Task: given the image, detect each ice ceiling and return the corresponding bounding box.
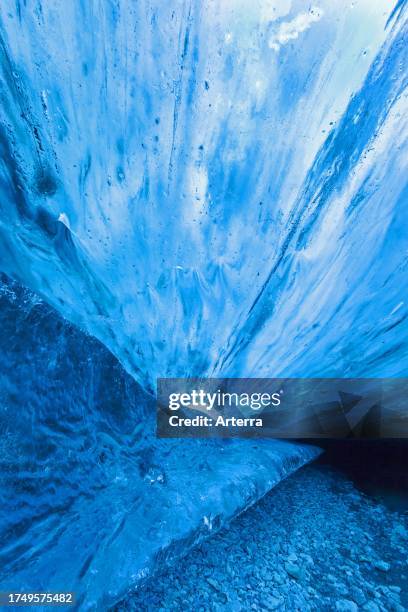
[0,0,407,391]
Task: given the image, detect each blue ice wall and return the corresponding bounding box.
[0,277,320,608]
[0,1,407,392]
[0,1,406,609]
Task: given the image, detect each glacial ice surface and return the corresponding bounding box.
[0,1,406,390]
[0,278,320,608]
[0,1,407,609]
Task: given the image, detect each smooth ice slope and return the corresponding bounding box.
[0,1,406,391]
[0,278,320,609]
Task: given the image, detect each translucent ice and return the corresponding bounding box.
[0,1,406,392]
[0,278,320,608]
[0,2,407,607]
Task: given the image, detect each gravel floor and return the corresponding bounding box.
[116,465,407,611]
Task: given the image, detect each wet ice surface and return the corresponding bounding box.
[0,1,407,608]
[117,465,408,612]
[0,277,320,609]
[0,2,407,389]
